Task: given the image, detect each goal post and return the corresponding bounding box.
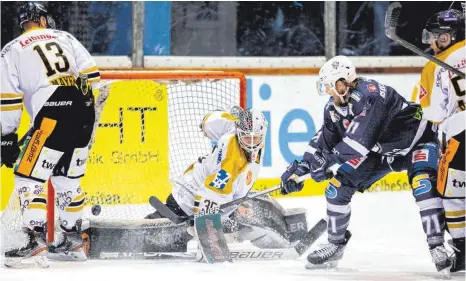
[1,70,247,250]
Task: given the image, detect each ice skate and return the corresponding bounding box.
[430,244,454,278]
[47,220,88,261]
[448,239,465,273]
[305,230,352,270]
[4,227,49,269]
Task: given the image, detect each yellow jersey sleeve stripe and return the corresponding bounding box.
[446,210,466,217]
[79,66,99,75]
[1,93,24,99]
[88,77,101,82]
[447,222,466,229]
[220,113,238,121]
[1,104,23,111]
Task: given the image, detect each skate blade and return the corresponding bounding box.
[4,256,49,269]
[440,268,452,280]
[47,251,88,261]
[305,261,338,270]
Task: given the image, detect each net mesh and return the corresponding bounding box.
[1,71,245,252]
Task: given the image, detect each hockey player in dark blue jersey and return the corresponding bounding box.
[280,56,454,276]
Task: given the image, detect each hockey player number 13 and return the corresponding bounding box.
[33,42,70,77]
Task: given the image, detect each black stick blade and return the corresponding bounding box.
[294,218,327,256]
[148,196,187,224]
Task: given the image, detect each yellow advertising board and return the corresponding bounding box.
[1,81,171,209]
[0,80,412,211]
[251,172,411,198]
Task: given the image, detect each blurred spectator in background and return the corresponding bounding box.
[1,1,463,56]
[236,1,325,56]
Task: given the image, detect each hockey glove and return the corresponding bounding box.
[76,74,92,96]
[280,160,310,195]
[304,151,341,182]
[1,133,20,168]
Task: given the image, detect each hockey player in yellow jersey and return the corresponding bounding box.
[171,107,267,220]
[146,108,314,254]
[145,107,265,219]
[1,2,100,265]
[411,9,465,272]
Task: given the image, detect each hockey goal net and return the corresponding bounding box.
[1,71,246,251]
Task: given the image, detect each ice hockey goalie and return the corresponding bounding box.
[81,108,309,260]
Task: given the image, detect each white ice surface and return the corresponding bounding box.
[1,191,465,281]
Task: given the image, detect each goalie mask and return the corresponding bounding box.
[316,56,358,104]
[236,108,268,162]
[19,2,56,30]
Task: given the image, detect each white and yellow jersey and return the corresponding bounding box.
[1,27,100,135]
[173,111,263,217]
[411,40,465,140]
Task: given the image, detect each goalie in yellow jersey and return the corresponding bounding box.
[412,8,465,272]
[149,107,267,222]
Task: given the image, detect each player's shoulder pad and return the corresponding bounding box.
[1,38,20,58]
[324,98,335,111]
[419,40,464,83]
[216,132,245,162]
[352,78,388,101]
[421,60,436,79]
[65,32,76,41]
[201,110,236,142]
[53,30,76,41]
[323,98,336,119]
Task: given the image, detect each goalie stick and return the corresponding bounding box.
[194,215,326,263]
[149,174,310,224]
[385,2,465,79]
[149,174,326,259]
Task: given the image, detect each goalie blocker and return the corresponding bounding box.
[79,196,309,260]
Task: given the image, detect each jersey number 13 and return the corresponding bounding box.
[33,42,70,77]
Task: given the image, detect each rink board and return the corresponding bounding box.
[1,75,413,211]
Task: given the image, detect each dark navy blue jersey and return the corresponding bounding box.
[308,77,431,162]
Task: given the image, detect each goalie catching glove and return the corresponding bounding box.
[1,133,20,168]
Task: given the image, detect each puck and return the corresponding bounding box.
[91,204,101,216]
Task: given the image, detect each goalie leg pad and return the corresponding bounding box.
[195,213,232,264]
[233,197,307,248]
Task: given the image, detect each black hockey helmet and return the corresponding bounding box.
[18,2,56,29]
[422,9,465,45]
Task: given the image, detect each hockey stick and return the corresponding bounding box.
[99,246,321,261]
[148,196,187,224]
[18,127,33,146]
[149,174,311,224]
[293,218,327,255]
[385,2,465,79]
